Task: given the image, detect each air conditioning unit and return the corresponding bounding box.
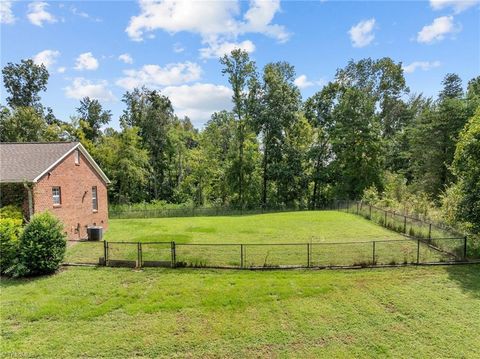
[87,226,103,241]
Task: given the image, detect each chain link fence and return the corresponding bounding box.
[65,237,471,269]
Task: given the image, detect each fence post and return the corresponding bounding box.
[171,242,176,268]
[428,223,432,239]
[416,239,420,264]
[137,242,142,268]
[103,240,108,266]
[403,216,407,234]
[369,205,372,219]
[307,243,311,268]
[463,236,468,260]
[356,202,359,215]
[384,211,387,227]
[240,244,244,269]
[372,241,376,265]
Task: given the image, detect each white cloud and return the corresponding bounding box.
[116,62,202,90]
[70,5,102,22]
[125,0,289,57]
[65,78,116,102]
[74,52,99,70]
[173,42,185,53]
[294,74,326,89]
[417,16,459,44]
[118,53,133,64]
[199,40,255,59]
[403,61,441,74]
[57,67,66,73]
[163,83,233,125]
[32,49,60,69]
[294,75,314,89]
[27,2,57,26]
[430,0,479,14]
[0,1,15,24]
[348,18,376,48]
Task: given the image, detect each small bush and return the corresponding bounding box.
[0,218,22,274]
[13,212,66,277]
[0,205,24,221]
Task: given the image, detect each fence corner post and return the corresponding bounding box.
[463,236,468,260]
[372,241,376,265]
[428,223,432,239]
[403,216,407,234]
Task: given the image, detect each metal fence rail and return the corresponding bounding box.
[65,237,471,269]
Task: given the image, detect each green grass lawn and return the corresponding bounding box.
[65,211,461,267]
[104,211,405,243]
[1,265,479,358]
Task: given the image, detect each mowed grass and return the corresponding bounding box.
[66,211,458,267]
[1,265,479,358]
[104,211,405,244]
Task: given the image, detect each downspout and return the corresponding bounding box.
[23,181,34,220]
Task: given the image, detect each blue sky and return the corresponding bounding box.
[1,0,479,128]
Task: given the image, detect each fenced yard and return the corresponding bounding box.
[65,207,476,269]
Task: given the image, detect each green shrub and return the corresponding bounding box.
[0,218,22,274]
[14,212,66,277]
[0,205,24,221]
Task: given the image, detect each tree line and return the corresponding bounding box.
[1,52,479,234]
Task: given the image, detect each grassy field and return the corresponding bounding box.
[105,210,405,243]
[1,265,479,358]
[65,211,461,267]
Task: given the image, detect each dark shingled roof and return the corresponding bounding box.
[0,142,79,183]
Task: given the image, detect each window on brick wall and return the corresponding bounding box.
[52,187,61,205]
[92,186,98,211]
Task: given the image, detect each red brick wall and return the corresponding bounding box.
[33,149,109,240]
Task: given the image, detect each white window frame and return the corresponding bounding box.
[74,149,80,165]
[92,186,98,211]
[52,187,61,205]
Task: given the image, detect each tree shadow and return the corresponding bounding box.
[0,267,71,288]
[446,264,480,298]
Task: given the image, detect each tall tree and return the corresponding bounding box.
[335,58,409,171]
[304,83,338,207]
[439,73,463,100]
[220,49,258,207]
[76,97,112,142]
[452,108,480,233]
[95,127,150,204]
[330,87,383,198]
[0,106,46,142]
[2,59,49,108]
[121,87,175,200]
[409,73,470,198]
[254,61,302,207]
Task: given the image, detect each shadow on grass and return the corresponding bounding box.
[446,264,480,298]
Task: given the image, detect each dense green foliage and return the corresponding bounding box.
[1,55,478,235]
[11,212,66,277]
[0,205,23,220]
[452,108,480,233]
[0,218,22,274]
[2,266,479,357]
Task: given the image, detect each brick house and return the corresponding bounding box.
[0,142,110,240]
